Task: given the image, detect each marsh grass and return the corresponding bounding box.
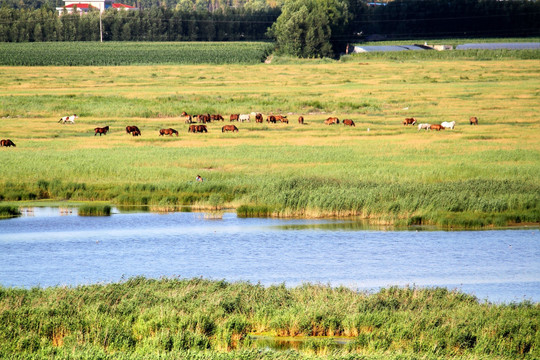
[77,204,112,216]
[0,60,538,227]
[0,278,537,359]
[0,204,21,218]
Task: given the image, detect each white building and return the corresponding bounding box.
[57,0,135,14]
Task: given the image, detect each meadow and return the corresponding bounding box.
[0,277,538,359]
[0,55,539,227]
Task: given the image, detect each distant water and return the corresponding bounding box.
[1,208,538,303]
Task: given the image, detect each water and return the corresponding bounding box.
[1,207,539,303]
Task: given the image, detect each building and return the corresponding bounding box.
[57,0,136,14]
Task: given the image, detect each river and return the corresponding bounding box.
[1,207,538,303]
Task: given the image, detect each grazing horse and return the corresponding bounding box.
[222,125,239,133]
[184,115,194,124]
[197,114,210,123]
[470,116,478,125]
[239,114,250,122]
[230,114,240,122]
[126,125,141,135]
[132,129,141,136]
[0,139,16,147]
[197,125,208,133]
[94,126,109,136]
[403,118,416,125]
[429,124,445,131]
[343,119,355,127]
[255,113,264,123]
[325,117,339,125]
[58,114,77,124]
[441,121,455,129]
[417,123,430,131]
[276,115,288,124]
[267,115,277,123]
[298,116,304,124]
[160,128,178,136]
[211,114,224,121]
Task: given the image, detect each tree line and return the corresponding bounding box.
[0,0,539,56]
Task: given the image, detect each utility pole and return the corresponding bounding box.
[99,9,103,42]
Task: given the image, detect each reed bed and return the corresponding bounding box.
[0,277,537,359]
[77,204,112,216]
[0,204,20,218]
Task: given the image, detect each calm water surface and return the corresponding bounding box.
[1,207,539,303]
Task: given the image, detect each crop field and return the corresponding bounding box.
[0,57,539,226]
[0,42,274,65]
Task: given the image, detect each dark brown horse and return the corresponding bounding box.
[230,114,240,122]
[197,125,208,133]
[0,139,16,147]
[324,117,339,125]
[429,124,445,131]
[343,119,355,127]
[267,115,276,123]
[298,116,304,124]
[403,118,417,125]
[94,126,109,136]
[470,116,479,125]
[211,114,224,121]
[276,115,288,124]
[160,128,178,136]
[132,129,141,136]
[198,114,210,123]
[126,125,140,135]
[255,113,264,123]
[222,125,239,132]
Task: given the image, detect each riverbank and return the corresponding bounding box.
[0,60,538,227]
[0,278,537,359]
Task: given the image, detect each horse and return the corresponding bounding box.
[0,139,16,147]
[132,129,141,136]
[211,114,224,121]
[58,114,77,124]
[441,121,455,129]
[417,123,430,131]
[239,114,250,122]
[276,115,288,124]
[126,125,140,135]
[188,125,197,133]
[255,113,264,123]
[196,125,208,133]
[184,115,194,124]
[267,115,276,123]
[160,128,178,136]
[343,119,355,127]
[222,125,239,133]
[429,124,444,131]
[325,117,339,125]
[298,116,304,124]
[470,116,478,125]
[181,111,188,116]
[94,126,109,136]
[403,118,416,125]
[230,114,240,122]
[198,114,210,123]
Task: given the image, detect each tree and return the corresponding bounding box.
[269,0,349,58]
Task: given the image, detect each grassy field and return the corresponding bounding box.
[0,277,538,359]
[0,58,539,226]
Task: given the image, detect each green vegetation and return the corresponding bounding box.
[0,42,275,66]
[78,204,112,216]
[0,204,20,218]
[0,277,537,359]
[342,49,540,61]
[0,58,538,227]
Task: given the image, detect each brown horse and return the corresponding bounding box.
[94,126,109,136]
[429,124,445,131]
[470,116,479,125]
[276,115,288,124]
[298,116,304,124]
[211,114,224,121]
[222,125,239,132]
[197,114,210,123]
[403,118,416,125]
[267,115,277,123]
[126,125,140,135]
[230,114,239,122]
[197,125,208,133]
[343,119,355,127]
[325,117,339,125]
[255,113,264,123]
[132,129,141,136]
[181,111,188,116]
[160,128,178,136]
[0,139,16,147]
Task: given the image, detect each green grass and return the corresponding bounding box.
[0,42,275,66]
[0,204,20,218]
[0,278,537,359]
[0,57,538,227]
[77,204,112,216]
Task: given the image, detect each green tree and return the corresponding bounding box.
[269,0,349,58]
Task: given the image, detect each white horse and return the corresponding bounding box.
[417,123,430,130]
[239,114,250,122]
[58,114,78,124]
[441,121,455,129]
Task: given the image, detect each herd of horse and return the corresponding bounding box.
[1,114,480,149]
